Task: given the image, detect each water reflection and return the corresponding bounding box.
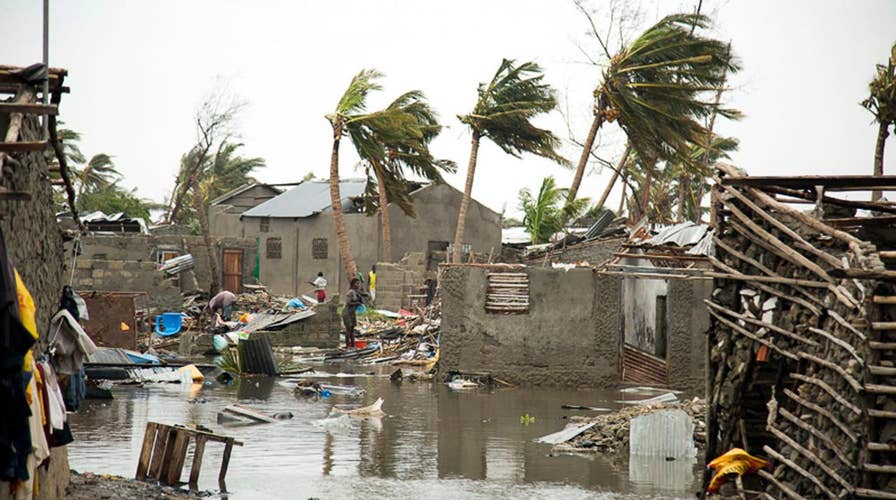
[68,364,700,498]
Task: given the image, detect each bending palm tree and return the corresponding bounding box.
[452,59,568,262]
[362,91,455,261]
[75,153,120,198]
[567,13,739,215]
[862,42,896,201]
[327,70,428,277]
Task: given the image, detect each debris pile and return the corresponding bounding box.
[554,397,706,455]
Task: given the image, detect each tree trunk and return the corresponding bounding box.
[639,157,656,220]
[595,143,632,210]
[192,179,219,294]
[374,165,392,262]
[677,176,688,222]
[568,112,605,203]
[329,130,357,280]
[452,131,481,263]
[872,121,889,201]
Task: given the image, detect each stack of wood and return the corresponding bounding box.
[705,163,896,498]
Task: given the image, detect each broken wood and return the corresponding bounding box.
[136,422,242,491]
[797,352,863,393]
[777,407,853,470]
[704,299,820,347]
[706,307,798,361]
[762,445,836,500]
[0,102,57,115]
[767,425,853,493]
[782,388,858,442]
[757,469,807,500]
[790,372,862,415]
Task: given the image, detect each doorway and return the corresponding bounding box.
[222,248,244,293]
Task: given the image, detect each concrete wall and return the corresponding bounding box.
[67,233,257,310]
[622,273,668,353]
[374,254,426,312]
[666,278,711,394]
[0,115,70,498]
[525,236,623,267]
[387,183,502,262]
[441,266,621,388]
[209,184,280,239]
[243,182,502,298]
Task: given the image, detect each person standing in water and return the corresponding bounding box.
[309,271,327,303]
[342,278,364,348]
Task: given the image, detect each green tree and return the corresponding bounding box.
[567,13,740,218]
[360,91,455,261]
[862,42,896,201]
[452,59,568,262]
[77,183,159,221]
[519,176,588,244]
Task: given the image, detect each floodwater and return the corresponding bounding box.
[68,362,702,499]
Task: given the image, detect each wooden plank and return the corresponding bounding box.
[188,435,207,490]
[148,425,172,481]
[864,463,896,474]
[0,102,57,115]
[869,365,896,376]
[825,215,896,227]
[0,140,47,152]
[135,422,157,481]
[868,442,896,452]
[165,430,190,485]
[870,342,896,350]
[218,438,234,493]
[880,251,896,259]
[869,408,896,419]
[767,425,853,493]
[782,388,858,442]
[865,384,896,395]
[856,487,896,499]
[721,174,896,190]
[223,404,278,423]
[872,322,896,331]
[873,296,896,304]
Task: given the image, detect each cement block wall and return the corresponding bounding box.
[374,253,426,311]
[441,266,621,388]
[67,233,257,309]
[259,303,341,348]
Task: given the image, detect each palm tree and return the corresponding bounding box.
[74,153,121,198]
[567,13,739,216]
[360,91,455,261]
[862,42,896,201]
[519,176,588,244]
[452,59,568,262]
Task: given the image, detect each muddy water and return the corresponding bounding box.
[68,363,701,499]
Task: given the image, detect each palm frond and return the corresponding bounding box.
[460,59,569,166]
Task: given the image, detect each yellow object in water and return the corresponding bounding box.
[707,448,769,493]
[120,322,130,331]
[176,364,205,383]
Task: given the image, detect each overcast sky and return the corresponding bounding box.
[3,1,895,218]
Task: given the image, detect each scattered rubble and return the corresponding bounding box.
[552,397,706,455]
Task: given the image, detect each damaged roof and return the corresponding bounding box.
[241,180,367,219]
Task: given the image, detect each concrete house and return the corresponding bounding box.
[210,179,502,296]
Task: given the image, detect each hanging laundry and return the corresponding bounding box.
[0,228,36,482]
[35,361,72,447]
[49,309,97,375]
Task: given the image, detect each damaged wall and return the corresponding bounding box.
[67,233,257,309]
[374,254,426,311]
[440,266,621,387]
[525,236,623,267]
[0,114,70,499]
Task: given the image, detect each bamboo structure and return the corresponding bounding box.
[705,163,896,497]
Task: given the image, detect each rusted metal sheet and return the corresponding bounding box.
[79,291,149,349]
[622,343,667,386]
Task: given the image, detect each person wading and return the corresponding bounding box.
[342,278,365,348]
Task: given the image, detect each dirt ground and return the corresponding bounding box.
[65,471,209,499]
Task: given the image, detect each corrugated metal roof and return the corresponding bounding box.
[242,180,367,218]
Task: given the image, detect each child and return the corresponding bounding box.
[309,272,327,303]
